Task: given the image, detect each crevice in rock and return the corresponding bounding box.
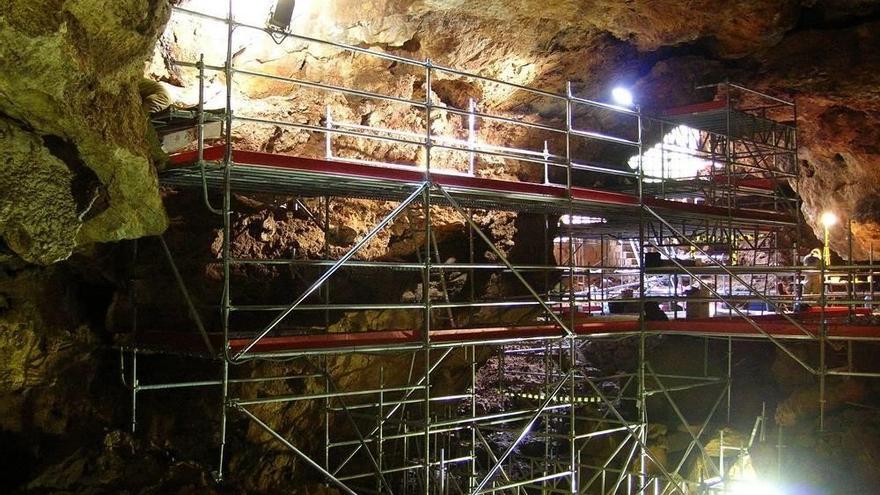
[854,195,880,225]
[642,37,718,66]
[40,135,109,222]
[354,32,421,53]
[77,278,116,332]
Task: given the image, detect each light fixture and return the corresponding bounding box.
[611,87,634,107]
[268,0,296,31]
[820,211,838,228]
[821,211,838,265]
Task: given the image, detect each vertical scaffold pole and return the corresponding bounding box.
[378,366,385,494]
[216,0,234,482]
[819,252,827,432]
[848,218,854,322]
[542,205,553,488]
[636,103,648,493]
[724,82,734,427]
[469,344,477,492]
[565,81,577,494]
[727,337,733,424]
[543,140,550,185]
[217,359,229,481]
[130,348,138,433]
[324,356,331,476]
[468,98,476,176]
[196,53,221,215]
[325,106,333,159]
[423,57,433,494]
[196,53,205,162]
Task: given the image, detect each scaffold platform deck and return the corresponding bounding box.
[124,306,880,359]
[662,100,795,146]
[164,147,795,226]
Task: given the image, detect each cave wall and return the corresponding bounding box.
[0,1,184,492]
[0,0,170,264]
[748,19,880,258]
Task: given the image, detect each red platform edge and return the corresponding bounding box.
[131,308,880,356]
[709,176,779,191]
[167,147,792,224]
[662,100,727,116]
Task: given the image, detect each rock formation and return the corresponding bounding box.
[0,0,170,264]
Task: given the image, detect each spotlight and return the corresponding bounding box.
[268,0,296,31]
[821,211,838,265]
[611,87,634,107]
[820,211,838,228]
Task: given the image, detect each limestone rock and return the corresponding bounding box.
[8,0,880,492]
[746,20,880,259]
[25,431,222,494]
[0,0,170,264]
[0,264,97,435]
[0,118,82,264]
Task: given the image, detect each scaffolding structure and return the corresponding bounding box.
[119,3,880,494]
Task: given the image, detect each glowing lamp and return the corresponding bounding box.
[611,87,634,107]
[820,211,838,265]
[820,211,838,228]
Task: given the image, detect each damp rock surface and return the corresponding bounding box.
[0,0,170,264]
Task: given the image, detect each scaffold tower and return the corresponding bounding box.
[119,3,880,494]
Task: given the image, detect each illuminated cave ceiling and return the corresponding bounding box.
[154,0,880,258]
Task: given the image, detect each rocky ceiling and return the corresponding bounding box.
[154,0,880,258]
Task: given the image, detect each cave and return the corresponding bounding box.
[3,1,880,494]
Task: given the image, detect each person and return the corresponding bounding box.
[684,285,710,318]
[802,248,822,297]
[794,248,822,312]
[139,78,172,114]
[644,300,668,321]
[776,279,792,312]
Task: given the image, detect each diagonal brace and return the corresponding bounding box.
[322,371,395,494]
[644,205,815,341]
[474,426,516,485]
[436,184,574,338]
[333,347,455,476]
[582,375,685,494]
[471,371,572,494]
[646,362,720,479]
[645,237,816,374]
[159,235,216,356]
[233,182,429,360]
[666,384,728,494]
[235,404,358,495]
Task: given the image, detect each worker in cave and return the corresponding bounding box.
[139,77,172,114]
[137,77,173,170]
[644,300,668,321]
[776,278,793,312]
[795,247,822,311]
